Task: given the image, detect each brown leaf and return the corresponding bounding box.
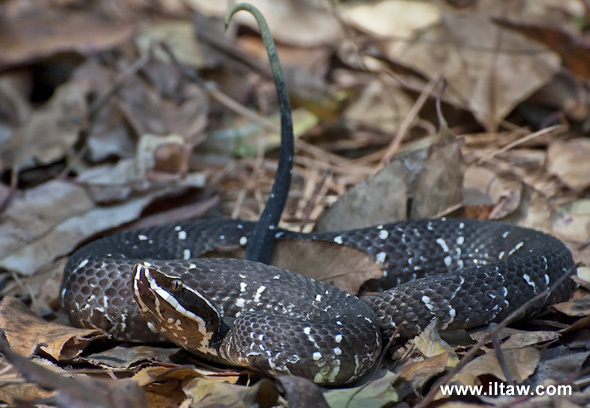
[547,139,590,191]
[0,296,106,360]
[0,81,87,171]
[0,12,134,68]
[316,137,463,231]
[270,239,383,294]
[0,180,156,275]
[315,159,407,231]
[449,347,540,386]
[83,345,180,369]
[183,377,278,408]
[381,3,561,131]
[398,352,449,391]
[0,331,149,408]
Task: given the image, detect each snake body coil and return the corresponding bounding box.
[61,217,575,385]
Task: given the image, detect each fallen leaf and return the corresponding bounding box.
[136,20,207,69]
[449,347,540,386]
[0,331,148,408]
[183,377,278,408]
[547,139,590,191]
[276,376,330,408]
[343,77,414,134]
[384,4,561,130]
[323,370,399,408]
[270,239,383,294]
[397,352,449,393]
[341,0,441,40]
[552,198,590,242]
[314,159,407,231]
[0,180,157,275]
[188,0,343,46]
[0,11,134,68]
[83,345,180,369]
[0,297,106,360]
[0,81,87,172]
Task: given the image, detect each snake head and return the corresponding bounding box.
[132,263,227,356]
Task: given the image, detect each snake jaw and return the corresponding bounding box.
[132,263,224,356]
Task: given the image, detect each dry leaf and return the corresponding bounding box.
[188,0,343,46]
[547,139,590,191]
[0,11,134,67]
[136,20,207,69]
[0,180,156,275]
[183,377,278,408]
[270,239,383,294]
[0,297,106,360]
[341,0,441,40]
[0,81,87,171]
[384,4,561,130]
[449,347,540,386]
[0,331,148,408]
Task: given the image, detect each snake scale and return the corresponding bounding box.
[60,4,575,386]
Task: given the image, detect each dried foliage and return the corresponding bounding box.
[0,0,589,407]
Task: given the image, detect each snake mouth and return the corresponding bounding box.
[132,263,226,356]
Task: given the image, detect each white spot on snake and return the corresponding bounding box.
[334,347,342,355]
[378,230,389,240]
[444,256,452,267]
[498,251,505,260]
[315,294,322,302]
[376,252,387,263]
[382,270,388,277]
[436,238,450,253]
[189,263,196,269]
[314,373,323,383]
[303,327,311,335]
[523,273,536,290]
[422,296,435,312]
[448,307,456,323]
[78,259,89,268]
[335,334,342,343]
[313,352,322,361]
[333,236,343,244]
[502,231,510,238]
[177,231,187,240]
[459,222,464,229]
[508,241,524,255]
[502,287,508,297]
[183,249,191,260]
[240,282,247,292]
[146,321,159,334]
[138,235,148,240]
[253,286,266,302]
[235,298,245,308]
[239,236,248,246]
[456,236,464,245]
[175,226,181,231]
[545,273,550,285]
[376,224,383,229]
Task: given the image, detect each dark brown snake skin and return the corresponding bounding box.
[61,217,575,385]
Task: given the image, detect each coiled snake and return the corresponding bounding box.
[60,5,575,386]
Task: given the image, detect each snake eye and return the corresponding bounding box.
[170,279,183,291]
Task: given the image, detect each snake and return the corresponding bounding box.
[60,4,575,386]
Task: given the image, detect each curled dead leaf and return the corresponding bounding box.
[0,296,106,360]
[270,239,383,294]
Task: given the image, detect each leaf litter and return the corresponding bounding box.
[0,0,589,407]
